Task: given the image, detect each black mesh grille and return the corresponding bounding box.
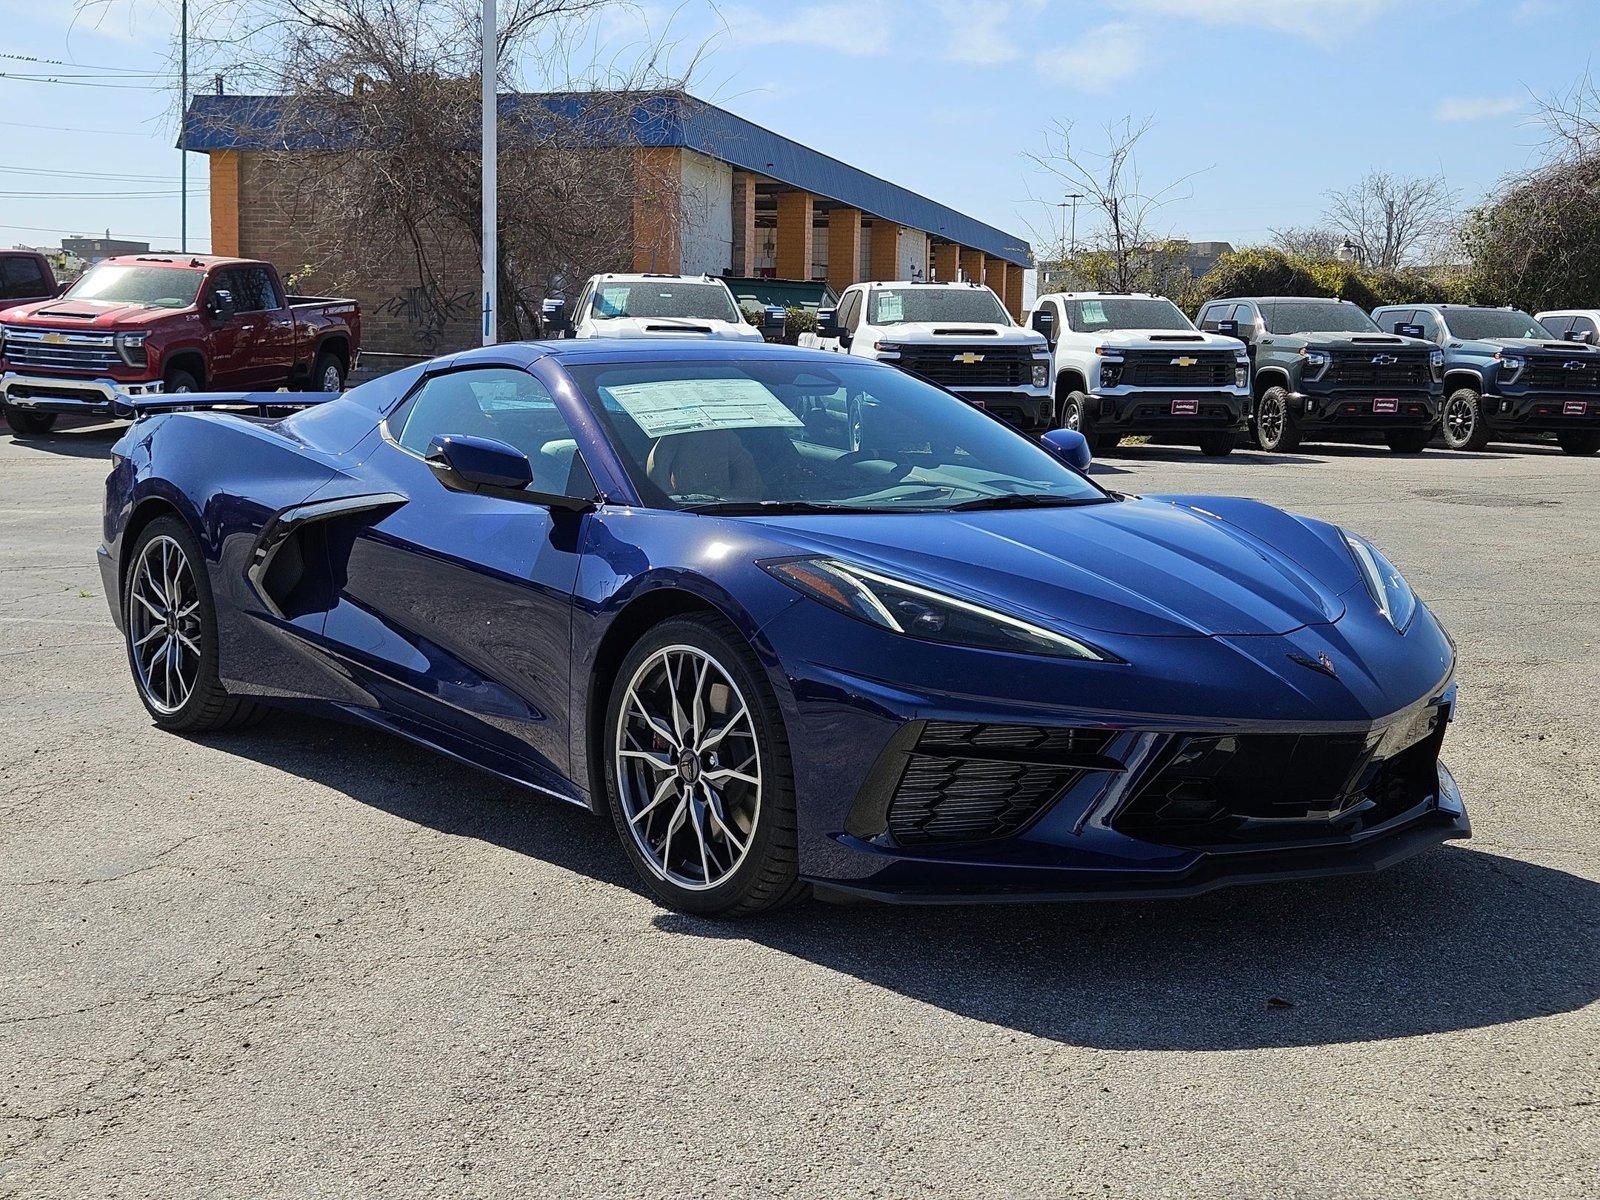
[920,721,1113,757]
[887,756,1083,846]
[1325,353,1431,388]
[1122,351,1235,388]
[1522,359,1600,392]
[898,346,1033,387]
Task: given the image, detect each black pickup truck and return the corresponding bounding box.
[1197,296,1442,453]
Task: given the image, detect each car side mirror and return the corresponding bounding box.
[1563,329,1593,343]
[55,281,71,297]
[541,297,571,337]
[1041,428,1092,472]
[816,308,841,339]
[426,434,596,511]
[206,289,236,320]
[1395,322,1425,338]
[761,305,787,338]
[1215,319,1239,337]
[1031,309,1056,343]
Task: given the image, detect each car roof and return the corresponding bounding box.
[442,338,867,370]
[99,253,252,269]
[589,273,724,284]
[857,280,990,289]
[1209,296,1349,305]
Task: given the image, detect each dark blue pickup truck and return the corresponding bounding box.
[1371,304,1600,455]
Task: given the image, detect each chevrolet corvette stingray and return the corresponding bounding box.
[100,340,1468,914]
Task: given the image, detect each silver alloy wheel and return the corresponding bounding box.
[1064,400,1082,431]
[1445,393,1476,444]
[320,362,342,392]
[615,644,761,891]
[1259,395,1285,445]
[127,534,202,715]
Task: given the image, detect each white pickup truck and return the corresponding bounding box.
[543,273,765,342]
[805,281,1054,430]
[1025,291,1251,456]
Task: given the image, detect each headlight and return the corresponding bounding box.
[1429,348,1444,380]
[115,332,148,368]
[1341,531,1417,632]
[760,556,1115,662]
[873,340,902,358]
[1300,348,1331,380]
[1032,362,1050,387]
[1095,349,1125,389]
[1495,352,1526,383]
[1233,349,1250,389]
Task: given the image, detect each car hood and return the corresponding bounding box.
[1091,330,1241,350]
[1293,332,1431,351]
[1472,336,1599,355]
[746,495,1356,639]
[0,298,187,329]
[586,316,762,341]
[877,322,1044,347]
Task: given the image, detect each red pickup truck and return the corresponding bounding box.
[1,254,360,435]
[0,250,61,314]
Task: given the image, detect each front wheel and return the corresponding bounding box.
[1198,432,1236,457]
[1442,388,1490,451]
[604,615,803,916]
[1386,429,1430,454]
[1061,391,1094,440]
[1558,430,1600,455]
[163,367,199,395]
[3,405,57,436]
[1255,387,1302,452]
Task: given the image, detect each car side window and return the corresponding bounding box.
[1197,303,1223,331]
[840,289,864,332]
[0,256,48,299]
[226,267,276,313]
[1540,314,1571,337]
[1231,303,1258,336]
[395,367,593,498]
[1413,310,1442,341]
[1570,316,1598,342]
[1376,308,1412,334]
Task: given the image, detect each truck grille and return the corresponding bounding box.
[1121,350,1235,388]
[898,345,1033,388]
[1522,357,1600,393]
[1,325,120,373]
[1325,352,1430,389]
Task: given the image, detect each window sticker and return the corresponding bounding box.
[1079,299,1107,327]
[597,286,630,316]
[874,291,904,322]
[607,377,804,438]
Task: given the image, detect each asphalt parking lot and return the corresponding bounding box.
[2,418,1596,1199]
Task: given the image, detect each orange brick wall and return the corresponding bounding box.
[933,242,960,282]
[208,151,241,258]
[985,258,1010,314]
[633,147,683,273]
[731,171,757,276]
[868,221,901,281]
[775,191,814,280]
[959,247,986,287]
[1004,265,1025,320]
[827,207,862,293]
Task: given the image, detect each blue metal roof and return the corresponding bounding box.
[181,90,1032,267]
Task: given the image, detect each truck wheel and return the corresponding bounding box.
[1061,392,1094,440]
[1442,388,1490,451]
[1255,387,1302,452]
[1557,430,1600,455]
[4,405,57,436]
[311,352,345,393]
[163,368,199,395]
[1385,429,1430,454]
[1198,432,1236,457]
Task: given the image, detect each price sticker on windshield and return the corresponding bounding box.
[607,377,804,438]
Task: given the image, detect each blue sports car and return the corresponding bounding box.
[100,340,1468,914]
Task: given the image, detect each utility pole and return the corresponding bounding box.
[481,0,498,345]
[180,0,188,253]
[1064,192,1084,257]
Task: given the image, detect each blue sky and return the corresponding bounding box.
[0,0,1589,255]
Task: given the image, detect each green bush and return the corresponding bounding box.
[1189,246,1466,316]
[782,306,816,344]
[740,303,764,327]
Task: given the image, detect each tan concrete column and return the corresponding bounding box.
[633,146,682,273]
[826,207,862,294]
[731,171,757,276]
[985,257,1010,309]
[933,242,960,283]
[1004,265,1025,320]
[209,151,242,257]
[869,220,902,281]
[775,191,815,280]
[959,246,986,287]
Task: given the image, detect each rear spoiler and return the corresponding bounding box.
[112,391,341,420]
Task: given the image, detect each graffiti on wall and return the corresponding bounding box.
[373,284,476,354]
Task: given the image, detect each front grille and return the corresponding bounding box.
[898,345,1033,388]
[883,722,1113,847]
[1112,717,1445,849]
[1121,350,1235,388]
[1521,358,1600,393]
[1,325,119,373]
[1324,352,1430,388]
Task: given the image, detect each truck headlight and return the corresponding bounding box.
[1342,531,1417,633]
[760,556,1116,662]
[1032,361,1050,388]
[873,340,902,359]
[1495,352,1526,383]
[1300,348,1331,381]
[1429,348,1443,381]
[115,332,148,368]
[1095,349,1125,389]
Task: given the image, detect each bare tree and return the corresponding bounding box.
[1322,171,1456,270]
[1534,68,1600,161]
[1268,225,1347,260]
[1025,116,1204,294]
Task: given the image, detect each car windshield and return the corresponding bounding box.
[591,281,739,323]
[1261,301,1379,334]
[564,357,1107,512]
[66,264,204,309]
[1068,297,1194,332]
[867,288,1012,326]
[1444,309,1552,340]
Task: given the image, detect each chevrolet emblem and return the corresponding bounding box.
[954,352,985,365]
[42,332,67,345]
[1172,356,1197,367]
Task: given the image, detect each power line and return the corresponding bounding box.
[0,221,199,243]
[0,51,168,75]
[0,118,152,136]
[0,72,171,90]
[1,164,190,182]
[0,189,207,199]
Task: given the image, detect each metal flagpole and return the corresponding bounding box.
[481,0,497,345]
[180,0,188,253]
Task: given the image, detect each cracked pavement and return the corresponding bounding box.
[2,419,1596,1198]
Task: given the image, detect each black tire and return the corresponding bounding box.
[1557,430,1600,455]
[311,351,345,394]
[163,367,200,395]
[602,613,803,917]
[1441,387,1490,451]
[1198,432,1236,457]
[1255,386,1302,452]
[122,515,268,732]
[3,405,57,436]
[1060,391,1095,442]
[1386,429,1430,454]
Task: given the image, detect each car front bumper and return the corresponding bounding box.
[1289,389,1440,432]
[1,371,164,415]
[1481,391,1600,433]
[1088,390,1251,434]
[957,388,1054,429]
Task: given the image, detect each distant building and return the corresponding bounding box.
[1180,240,1233,279]
[61,232,151,264]
[1035,239,1236,295]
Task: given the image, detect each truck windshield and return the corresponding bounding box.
[66,265,204,309]
[591,282,739,323]
[1068,297,1193,332]
[564,357,1105,512]
[868,289,1012,326]
[1261,302,1380,335]
[1444,309,1552,340]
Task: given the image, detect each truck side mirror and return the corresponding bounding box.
[205,289,236,320]
[761,305,787,339]
[816,308,841,339]
[1563,329,1593,343]
[1215,319,1240,337]
[1395,322,1425,338]
[1031,309,1056,343]
[541,297,571,337]
[1041,428,1092,471]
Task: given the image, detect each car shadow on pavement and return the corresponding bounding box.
[2,420,123,457]
[199,714,1599,1054]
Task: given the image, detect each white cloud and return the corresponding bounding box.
[1434,95,1522,122]
[725,2,893,57]
[1035,22,1143,91]
[935,0,1041,66]
[1112,0,1401,41]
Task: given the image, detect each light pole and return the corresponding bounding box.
[1056,193,1084,287]
[481,0,498,345]
[180,0,188,252]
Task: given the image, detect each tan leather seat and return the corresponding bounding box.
[646,430,763,500]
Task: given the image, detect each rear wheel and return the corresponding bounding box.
[604,615,803,916]
[1198,432,1236,456]
[3,405,57,436]
[1255,386,1301,452]
[1386,429,1430,454]
[1442,387,1490,450]
[123,516,267,732]
[311,351,345,393]
[1558,430,1600,455]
